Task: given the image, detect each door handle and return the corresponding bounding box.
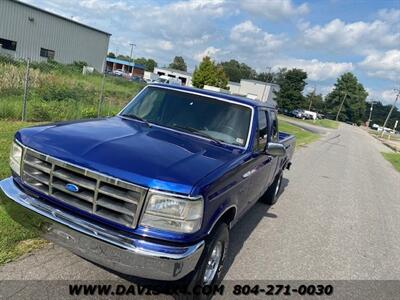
[242,169,256,178]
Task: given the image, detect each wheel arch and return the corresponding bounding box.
[207,205,237,235]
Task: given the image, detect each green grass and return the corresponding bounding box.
[307,119,339,129]
[280,115,339,129]
[280,120,320,147]
[382,152,400,172]
[0,59,144,122]
[369,130,400,141]
[0,121,47,265]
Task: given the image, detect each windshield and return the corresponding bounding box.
[120,86,252,147]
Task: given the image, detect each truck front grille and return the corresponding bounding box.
[21,148,148,228]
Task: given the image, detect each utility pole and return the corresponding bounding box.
[97,71,106,117]
[308,85,316,111]
[129,43,136,62]
[22,58,30,121]
[366,100,377,128]
[381,88,400,137]
[335,91,348,121]
[97,62,106,117]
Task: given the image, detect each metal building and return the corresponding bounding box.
[0,0,111,71]
[153,67,193,86]
[228,79,280,103]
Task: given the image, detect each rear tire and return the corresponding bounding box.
[259,172,283,206]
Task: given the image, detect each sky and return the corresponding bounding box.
[22,0,400,106]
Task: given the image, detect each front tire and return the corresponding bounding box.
[184,223,229,299]
[259,172,283,205]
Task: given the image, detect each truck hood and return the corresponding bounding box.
[16,117,242,194]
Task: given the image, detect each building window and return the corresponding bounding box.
[40,48,55,59]
[0,38,17,51]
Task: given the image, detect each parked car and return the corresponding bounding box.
[290,109,305,119]
[129,76,147,84]
[290,109,314,120]
[303,110,317,120]
[1,84,295,289]
[156,75,182,85]
[112,69,126,77]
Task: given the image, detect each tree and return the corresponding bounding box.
[145,59,157,72]
[274,68,308,111]
[364,101,400,128]
[192,56,228,89]
[107,52,116,58]
[305,90,325,113]
[256,72,275,83]
[325,72,368,124]
[169,56,187,71]
[134,57,157,72]
[116,54,133,62]
[219,59,256,82]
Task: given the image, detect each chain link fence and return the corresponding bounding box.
[0,56,144,122]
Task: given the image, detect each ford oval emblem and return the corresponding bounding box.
[65,183,79,193]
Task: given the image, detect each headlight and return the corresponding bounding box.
[140,191,203,233]
[10,141,23,176]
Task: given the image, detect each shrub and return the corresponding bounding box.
[0,55,21,66]
[81,107,98,119]
[30,101,51,121]
[0,96,22,120]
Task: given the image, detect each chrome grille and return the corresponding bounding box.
[21,148,148,228]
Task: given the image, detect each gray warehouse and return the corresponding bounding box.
[0,0,110,71]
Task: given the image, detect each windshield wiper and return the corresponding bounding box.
[171,124,223,146]
[120,113,152,127]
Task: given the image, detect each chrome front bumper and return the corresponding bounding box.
[0,177,204,281]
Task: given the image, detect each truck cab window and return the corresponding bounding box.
[256,109,268,151]
[270,111,278,142]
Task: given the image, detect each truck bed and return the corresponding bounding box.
[278,131,296,168]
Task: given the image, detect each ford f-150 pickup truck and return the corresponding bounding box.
[1,84,295,287]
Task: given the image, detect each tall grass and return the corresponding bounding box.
[0,56,144,122]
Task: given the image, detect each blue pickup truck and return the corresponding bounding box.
[1,84,295,287]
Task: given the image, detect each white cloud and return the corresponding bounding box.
[79,0,130,11]
[158,40,174,51]
[167,0,227,18]
[367,88,399,106]
[241,0,309,21]
[24,0,229,62]
[230,20,285,53]
[194,47,221,61]
[300,18,400,53]
[359,50,400,81]
[378,8,400,24]
[272,58,353,81]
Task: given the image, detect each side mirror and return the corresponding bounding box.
[266,142,286,157]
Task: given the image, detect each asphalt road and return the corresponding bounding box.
[1,124,399,285]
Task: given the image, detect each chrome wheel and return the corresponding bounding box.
[203,241,222,285]
[274,175,282,197]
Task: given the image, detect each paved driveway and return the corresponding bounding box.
[1,124,399,284]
